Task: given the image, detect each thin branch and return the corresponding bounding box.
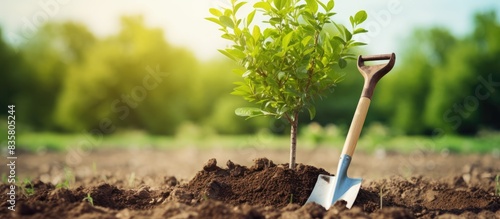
[256,69,267,77]
[284,113,292,124]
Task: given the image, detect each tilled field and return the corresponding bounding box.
[1,148,499,218]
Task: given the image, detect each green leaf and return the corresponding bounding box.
[235,107,262,117]
[232,69,245,75]
[245,34,256,49]
[349,42,367,47]
[209,8,223,17]
[254,2,272,12]
[227,48,246,59]
[303,47,315,56]
[326,0,334,11]
[231,82,252,96]
[338,58,347,69]
[205,17,223,26]
[235,107,274,119]
[278,105,290,115]
[317,1,327,11]
[286,87,300,96]
[231,89,248,96]
[273,0,284,10]
[233,81,246,86]
[333,22,344,36]
[354,10,368,24]
[218,49,236,61]
[301,36,312,46]
[326,12,336,17]
[333,36,345,44]
[305,0,318,13]
[247,10,256,26]
[219,16,234,29]
[269,17,282,26]
[252,25,261,41]
[282,31,293,49]
[307,106,316,120]
[353,28,368,35]
[221,33,235,40]
[242,70,252,77]
[341,54,357,61]
[344,26,352,41]
[234,26,242,36]
[278,71,286,80]
[234,2,247,14]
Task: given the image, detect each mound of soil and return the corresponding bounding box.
[1,157,499,219]
[178,158,329,208]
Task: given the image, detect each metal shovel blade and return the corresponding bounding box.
[306,155,362,209]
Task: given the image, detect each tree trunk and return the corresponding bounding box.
[289,112,299,169]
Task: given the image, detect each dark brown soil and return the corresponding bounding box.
[1,151,499,219]
[182,158,329,208]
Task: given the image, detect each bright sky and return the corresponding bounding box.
[1,0,499,61]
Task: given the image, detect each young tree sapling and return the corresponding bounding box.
[207,0,368,169]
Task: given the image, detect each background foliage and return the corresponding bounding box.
[374,11,500,135]
[1,11,499,137]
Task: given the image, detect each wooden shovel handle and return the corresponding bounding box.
[342,53,396,157]
[341,97,371,156]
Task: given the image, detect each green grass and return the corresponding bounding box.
[14,131,290,151]
[8,131,500,154]
[21,178,35,197]
[82,193,94,206]
[358,134,500,154]
[16,131,177,152]
[56,167,75,189]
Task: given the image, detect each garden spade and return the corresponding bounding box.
[306,53,396,209]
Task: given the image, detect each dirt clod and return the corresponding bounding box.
[203,158,218,171]
[164,176,178,187]
[226,160,235,169]
[170,188,194,204]
[232,166,245,177]
[251,157,274,171]
[135,186,150,199]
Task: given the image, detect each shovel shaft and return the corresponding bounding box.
[341,97,371,157]
[341,53,395,158]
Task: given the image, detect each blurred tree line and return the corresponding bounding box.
[373,11,500,135]
[1,12,499,136]
[1,16,265,135]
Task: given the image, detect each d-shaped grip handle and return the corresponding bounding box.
[358,53,394,62]
[357,53,396,99]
